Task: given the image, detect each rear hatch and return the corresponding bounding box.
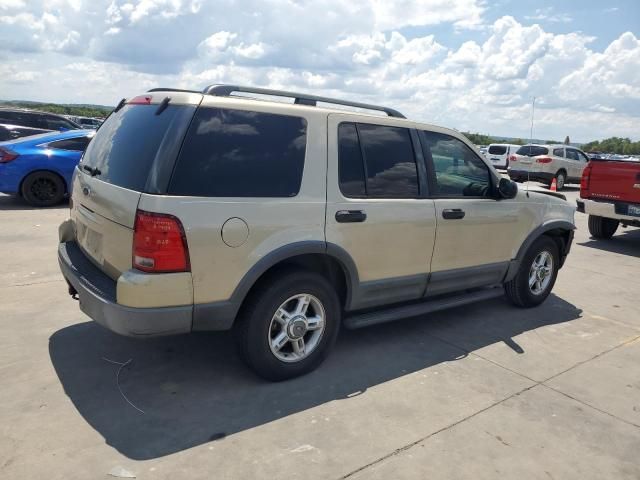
[487,144,508,166]
[511,145,549,172]
[583,159,640,205]
[71,92,201,279]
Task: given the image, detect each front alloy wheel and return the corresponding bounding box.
[528,250,554,295]
[505,235,560,308]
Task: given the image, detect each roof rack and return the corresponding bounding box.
[201,84,406,119]
[147,88,202,94]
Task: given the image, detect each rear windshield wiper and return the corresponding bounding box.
[82,165,101,177]
[155,96,171,115]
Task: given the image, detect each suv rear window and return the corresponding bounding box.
[516,145,549,156]
[81,104,196,192]
[168,108,307,197]
[488,145,507,155]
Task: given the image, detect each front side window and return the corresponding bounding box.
[566,149,580,161]
[422,131,492,197]
[169,108,307,197]
[576,151,589,162]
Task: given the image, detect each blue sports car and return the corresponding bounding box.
[0,129,94,206]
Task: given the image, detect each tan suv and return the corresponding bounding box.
[58,85,576,380]
[508,144,590,190]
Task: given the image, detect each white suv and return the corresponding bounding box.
[508,144,590,190]
[485,143,521,170]
[58,85,576,380]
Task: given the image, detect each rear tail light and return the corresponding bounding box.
[509,154,517,162]
[133,210,190,273]
[0,147,19,163]
[536,157,553,164]
[580,164,592,196]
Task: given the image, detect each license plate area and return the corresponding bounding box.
[75,210,104,265]
[627,204,640,217]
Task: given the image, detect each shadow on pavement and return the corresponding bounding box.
[578,228,640,257]
[49,293,581,460]
[0,194,69,211]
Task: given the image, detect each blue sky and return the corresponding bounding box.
[0,0,638,142]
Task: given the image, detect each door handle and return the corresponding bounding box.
[442,208,465,220]
[335,210,367,223]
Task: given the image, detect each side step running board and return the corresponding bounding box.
[343,287,505,329]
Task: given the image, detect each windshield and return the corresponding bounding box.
[516,145,548,157]
[81,104,196,192]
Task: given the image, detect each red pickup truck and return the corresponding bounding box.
[577,158,640,238]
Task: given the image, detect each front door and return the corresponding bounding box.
[326,114,437,311]
[418,129,535,296]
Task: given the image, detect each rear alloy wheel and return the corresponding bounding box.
[21,171,65,207]
[236,269,340,381]
[505,236,559,308]
[588,215,619,239]
[553,171,566,191]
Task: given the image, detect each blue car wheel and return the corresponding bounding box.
[21,171,66,207]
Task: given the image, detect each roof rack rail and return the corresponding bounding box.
[201,84,406,119]
[147,87,203,94]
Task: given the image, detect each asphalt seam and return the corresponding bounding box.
[339,383,538,479]
[6,279,64,287]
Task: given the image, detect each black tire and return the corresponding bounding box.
[505,236,559,308]
[588,215,619,239]
[236,268,341,381]
[552,170,566,191]
[21,171,66,207]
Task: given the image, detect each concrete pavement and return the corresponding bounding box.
[0,186,638,479]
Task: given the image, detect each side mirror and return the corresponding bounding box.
[498,177,518,199]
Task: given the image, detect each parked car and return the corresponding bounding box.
[0,108,81,132]
[73,116,103,129]
[0,123,52,141]
[485,143,521,170]
[58,85,575,381]
[576,157,640,238]
[0,129,94,206]
[508,144,590,190]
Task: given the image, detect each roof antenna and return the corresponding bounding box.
[526,96,536,198]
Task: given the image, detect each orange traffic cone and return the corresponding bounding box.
[550,177,557,191]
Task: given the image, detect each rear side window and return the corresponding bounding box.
[81,104,196,192]
[169,108,307,197]
[338,123,366,197]
[553,148,564,157]
[48,136,91,151]
[516,145,548,156]
[488,145,507,155]
[338,122,419,198]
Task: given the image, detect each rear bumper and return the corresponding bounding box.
[577,198,640,225]
[58,241,193,337]
[508,169,554,183]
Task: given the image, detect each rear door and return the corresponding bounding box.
[487,144,508,169]
[71,93,200,279]
[326,114,436,310]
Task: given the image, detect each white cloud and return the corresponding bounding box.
[0,3,638,141]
